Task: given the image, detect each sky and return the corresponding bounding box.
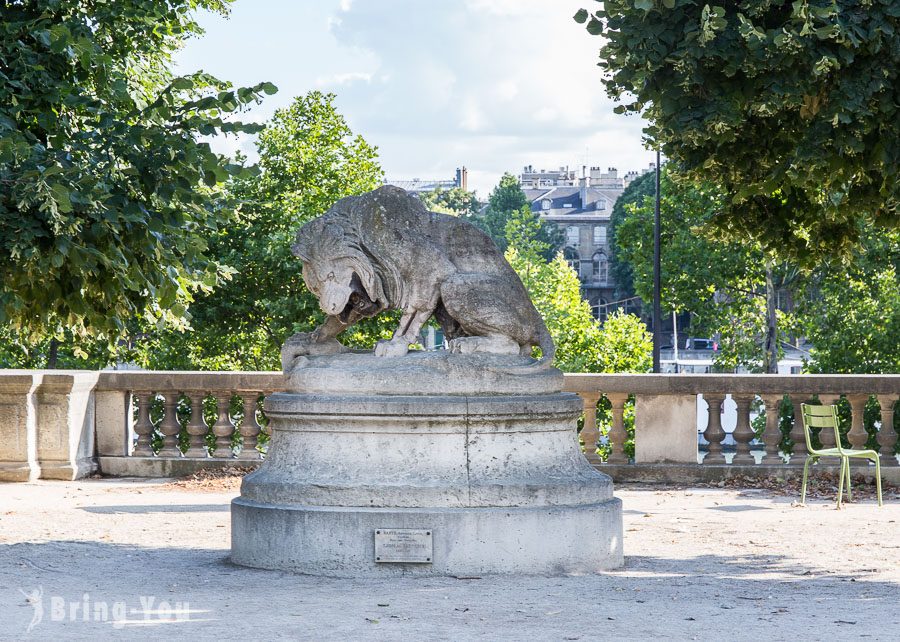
[174,0,655,197]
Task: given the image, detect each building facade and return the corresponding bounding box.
[522,165,654,320]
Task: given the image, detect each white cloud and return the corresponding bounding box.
[315,72,373,86]
[175,0,654,197]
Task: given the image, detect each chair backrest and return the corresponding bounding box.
[800,403,843,454]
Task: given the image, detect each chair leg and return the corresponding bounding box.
[874,457,883,507]
[801,456,812,505]
[837,457,846,508]
[844,458,852,501]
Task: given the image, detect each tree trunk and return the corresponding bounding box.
[47,338,59,369]
[763,263,778,374]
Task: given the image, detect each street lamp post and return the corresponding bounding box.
[652,149,662,374]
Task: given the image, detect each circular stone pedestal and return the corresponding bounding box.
[231,352,623,576]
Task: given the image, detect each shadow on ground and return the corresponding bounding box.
[1,539,896,640]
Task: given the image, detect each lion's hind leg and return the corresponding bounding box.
[439,273,532,355]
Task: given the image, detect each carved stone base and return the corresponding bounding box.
[231,355,623,575]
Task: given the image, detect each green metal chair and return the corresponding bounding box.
[799,403,883,507]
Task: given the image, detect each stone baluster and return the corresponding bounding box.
[606,393,629,464]
[702,394,726,464]
[211,392,235,458]
[185,391,209,458]
[760,394,784,464]
[578,392,602,466]
[846,394,870,458]
[731,395,755,465]
[258,392,272,436]
[238,394,263,460]
[787,395,806,461]
[133,391,156,456]
[158,392,182,456]
[817,394,840,448]
[877,395,898,466]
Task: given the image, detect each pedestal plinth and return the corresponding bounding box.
[230,352,623,575]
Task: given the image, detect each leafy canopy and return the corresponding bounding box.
[577,1,899,261]
[0,0,276,345]
[419,187,479,217]
[799,227,900,373]
[614,168,797,372]
[141,91,387,370]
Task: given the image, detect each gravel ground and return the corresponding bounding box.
[0,477,897,641]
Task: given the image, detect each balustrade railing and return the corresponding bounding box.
[0,370,897,481]
[564,374,899,477]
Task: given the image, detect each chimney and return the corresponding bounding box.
[579,175,588,210]
[455,166,468,191]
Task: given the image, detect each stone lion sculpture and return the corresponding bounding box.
[282,185,554,370]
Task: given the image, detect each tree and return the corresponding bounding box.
[143,92,387,370]
[419,186,479,218]
[576,1,899,262]
[800,227,900,373]
[476,173,562,260]
[609,171,655,301]
[614,170,798,372]
[504,201,651,374]
[0,0,275,362]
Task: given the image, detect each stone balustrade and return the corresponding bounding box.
[0,370,897,482]
[565,373,899,482]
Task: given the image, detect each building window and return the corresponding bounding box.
[563,247,579,272]
[593,225,606,246]
[566,225,579,247]
[592,252,608,283]
[597,199,607,210]
[542,199,551,210]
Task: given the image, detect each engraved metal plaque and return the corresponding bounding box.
[374,528,433,563]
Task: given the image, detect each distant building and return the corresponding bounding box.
[520,165,577,189]
[385,166,468,193]
[521,164,655,320]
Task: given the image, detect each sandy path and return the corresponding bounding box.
[0,479,897,641]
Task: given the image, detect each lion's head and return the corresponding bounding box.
[292,214,386,324]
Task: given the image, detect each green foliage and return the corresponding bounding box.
[579,1,900,262]
[800,227,900,373]
[419,187,479,217]
[609,171,655,300]
[505,209,652,374]
[0,0,275,348]
[475,173,561,259]
[148,91,388,370]
[614,169,797,371]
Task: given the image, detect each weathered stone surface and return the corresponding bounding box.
[240,390,604,508]
[634,394,699,464]
[35,373,99,480]
[284,350,563,396]
[0,374,36,482]
[232,356,624,574]
[282,185,555,370]
[231,186,624,575]
[231,499,623,577]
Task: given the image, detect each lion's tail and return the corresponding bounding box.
[534,325,556,369]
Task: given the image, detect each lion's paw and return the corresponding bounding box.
[281,333,348,371]
[374,339,410,358]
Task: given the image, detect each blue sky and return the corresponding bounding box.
[174,0,654,197]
